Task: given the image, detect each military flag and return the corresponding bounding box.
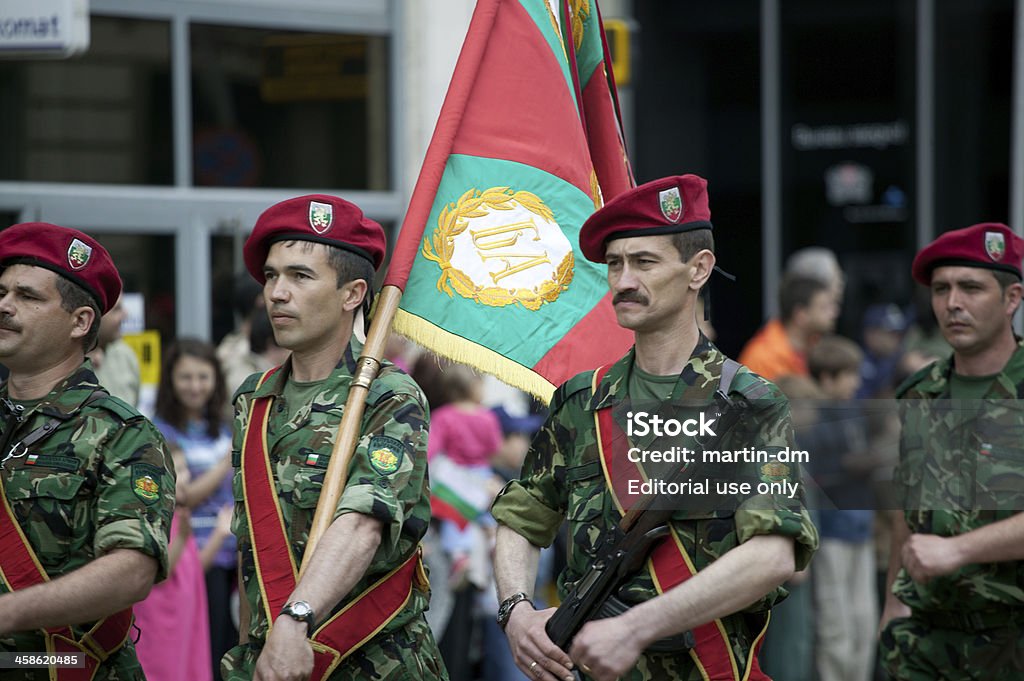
[383,0,635,400]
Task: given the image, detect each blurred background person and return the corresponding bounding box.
[804,335,877,681]
[217,272,265,394]
[90,292,141,407]
[134,445,211,681]
[786,246,846,305]
[760,373,822,681]
[739,273,839,380]
[248,307,289,370]
[428,364,504,680]
[153,338,235,680]
[856,303,909,399]
[902,284,951,361]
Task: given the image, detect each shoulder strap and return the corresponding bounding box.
[88,391,138,423]
[720,360,775,403]
[6,390,110,461]
[551,370,597,411]
[719,358,741,396]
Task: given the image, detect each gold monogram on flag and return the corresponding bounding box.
[422,187,574,310]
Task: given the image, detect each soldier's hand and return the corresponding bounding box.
[570,616,644,681]
[253,616,314,681]
[878,596,911,635]
[902,533,965,583]
[505,605,575,681]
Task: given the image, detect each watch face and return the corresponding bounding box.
[498,593,525,623]
[289,602,312,618]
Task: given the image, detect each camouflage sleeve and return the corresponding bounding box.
[93,416,176,582]
[335,377,430,555]
[229,391,250,543]
[490,411,568,549]
[730,386,819,571]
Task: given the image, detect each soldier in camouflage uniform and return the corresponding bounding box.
[880,222,1024,680]
[0,223,174,681]
[492,175,818,681]
[221,195,447,681]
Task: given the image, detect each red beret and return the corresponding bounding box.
[0,223,122,314]
[244,194,386,284]
[912,222,1024,285]
[579,174,712,262]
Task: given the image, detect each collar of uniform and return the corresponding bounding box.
[587,346,634,411]
[998,337,1024,395]
[250,335,364,399]
[904,357,951,398]
[587,333,717,412]
[0,361,102,420]
[906,337,1024,398]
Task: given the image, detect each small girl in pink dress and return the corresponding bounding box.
[133,447,212,681]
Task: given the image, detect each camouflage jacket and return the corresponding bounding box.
[492,337,818,680]
[0,362,175,680]
[894,340,1024,612]
[229,337,433,649]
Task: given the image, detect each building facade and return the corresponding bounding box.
[0,0,1019,356]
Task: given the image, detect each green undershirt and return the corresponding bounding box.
[629,365,679,403]
[949,372,997,400]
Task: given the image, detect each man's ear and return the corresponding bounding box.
[688,249,716,291]
[69,306,96,342]
[1004,281,1024,317]
[341,279,369,313]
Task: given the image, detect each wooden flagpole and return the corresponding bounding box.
[298,284,403,577]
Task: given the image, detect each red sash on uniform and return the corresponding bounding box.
[591,366,770,681]
[0,477,133,681]
[241,368,428,680]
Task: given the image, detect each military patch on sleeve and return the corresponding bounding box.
[760,462,790,483]
[367,435,404,476]
[132,463,163,505]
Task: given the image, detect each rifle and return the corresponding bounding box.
[545,360,749,657]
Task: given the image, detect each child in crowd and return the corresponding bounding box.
[760,374,822,681]
[805,335,876,681]
[427,365,504,583]
[133,446,211,681]
[152,338,235,679]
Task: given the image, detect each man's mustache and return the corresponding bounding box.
[0,315,20,332]
[613,292,649,305]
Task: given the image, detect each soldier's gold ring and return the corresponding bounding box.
[529,661,538,672]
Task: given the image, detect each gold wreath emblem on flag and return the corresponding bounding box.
[541,0,591,55]
[568,0,591,51]
[422,187,575,311]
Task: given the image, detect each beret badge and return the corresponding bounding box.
[659,187,683,224]
[308,201,334,234]
[985,231,1005,261]
[67,239,92,271]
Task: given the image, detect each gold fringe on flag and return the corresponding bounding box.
[392,308,557,403]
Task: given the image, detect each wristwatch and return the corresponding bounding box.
[496,592,532,630]
[280,600,316,637]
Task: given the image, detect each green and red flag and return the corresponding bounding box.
[566,0,633,198]
[384,0,635,400]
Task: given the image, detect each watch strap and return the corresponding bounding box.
[497,591,531,630]
[280,601,316,638]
